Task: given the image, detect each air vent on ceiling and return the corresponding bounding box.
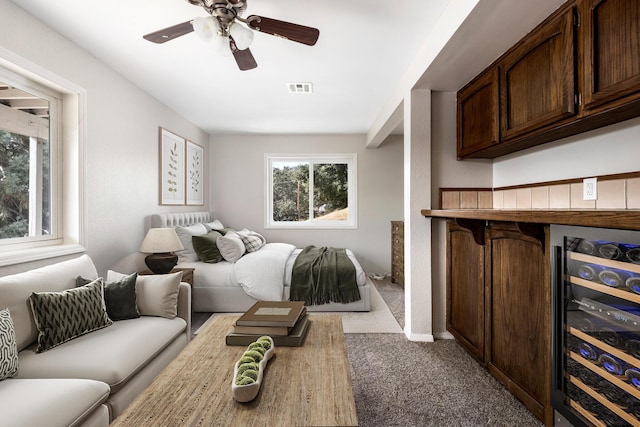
[287,82,313,94]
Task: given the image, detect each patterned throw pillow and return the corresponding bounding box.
[237,229,266,253]
[0,308,19,380]
[29,278,113,353]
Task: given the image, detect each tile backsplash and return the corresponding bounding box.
[441,175,639,210]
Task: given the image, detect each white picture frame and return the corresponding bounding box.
[186,140,204,206]
[159,128,185,205]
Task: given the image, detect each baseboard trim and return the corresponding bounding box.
[405,329,435,342]
[434,331,454,340]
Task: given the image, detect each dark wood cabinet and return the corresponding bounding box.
[499,7,577,141]
[446,220,485,361]
[580,0,640,110]
[391,221,404,287]
[484,222,551,425]
[457,67,500,159]
[446,220,552,425]
[456,0,640,159]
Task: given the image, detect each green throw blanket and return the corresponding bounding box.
[290,246,361,306]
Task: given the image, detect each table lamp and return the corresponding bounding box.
[139,228,185,274]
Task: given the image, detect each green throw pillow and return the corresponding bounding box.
[29,278,113,353]
[76,272,139,321]
[192,230,224,263]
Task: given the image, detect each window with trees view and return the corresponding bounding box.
[0,76,56,246]
[265,154,357,229]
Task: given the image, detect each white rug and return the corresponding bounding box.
[194,285,403,335]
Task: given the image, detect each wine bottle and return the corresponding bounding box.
[598,268,632,288]
[626,368,640,388]
[578,264,606,282]
[575,240,625,260]
[599,353,626,376]
[626,275,640,294]
[627,247,640,264]
[625,339,640,359]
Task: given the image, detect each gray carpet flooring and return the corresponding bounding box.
[349,277,542,427]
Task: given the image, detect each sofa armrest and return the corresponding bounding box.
[177,282,191,342]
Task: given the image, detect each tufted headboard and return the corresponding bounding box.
[151,212,215,228]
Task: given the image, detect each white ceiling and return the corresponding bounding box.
[9,0,451,135]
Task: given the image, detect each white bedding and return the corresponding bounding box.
[177,242,367,301]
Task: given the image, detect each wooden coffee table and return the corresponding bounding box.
[111,314,358,426]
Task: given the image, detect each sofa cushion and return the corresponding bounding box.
[77,273,140,321]
[0,378,110,427]
[0,309,18,380]
[29,278,113,353]
[16,316,186,393]
[107,270,181,319]
[0,254,99,352]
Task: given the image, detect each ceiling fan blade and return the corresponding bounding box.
[229,37,258,71]
[143,20,194,44]
[247,16,319,46]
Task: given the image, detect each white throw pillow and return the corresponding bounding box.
[216,232,246,263]
[175,223,208,262]
[107,270,181,319]
[203,220,224,231]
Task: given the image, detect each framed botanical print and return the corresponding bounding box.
[186,140,204,206]
[159,128,185,205]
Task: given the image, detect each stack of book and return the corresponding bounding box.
[225,301,310,347]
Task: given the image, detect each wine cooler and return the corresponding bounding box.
[552,225,640,426]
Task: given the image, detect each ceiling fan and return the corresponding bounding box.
[143,0,320,71]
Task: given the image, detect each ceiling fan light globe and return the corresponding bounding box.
[192,17,215,41]
[211,34,231,56]
[229,22,254,50]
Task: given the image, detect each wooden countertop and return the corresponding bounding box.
[421,209,640,231]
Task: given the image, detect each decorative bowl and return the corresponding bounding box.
[231,336,275,402]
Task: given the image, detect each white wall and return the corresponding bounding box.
[493,116,640,187]
[0,1,209,277]
[430,91,492,336]
[209,133,404,274]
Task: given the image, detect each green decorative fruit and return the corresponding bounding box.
[256,337,272,350]
[236,376,255,386]
[238,356,255,365]
[237,362,258,375]
[243,350,264,362]
[248,343,266,354]
[242,369,259,381]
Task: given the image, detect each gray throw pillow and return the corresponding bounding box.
[76,273,139,321]
[29,278,113,353]
[0,308,19,380]
[192,230,224,263]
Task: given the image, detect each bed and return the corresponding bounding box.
[150,212,371,313]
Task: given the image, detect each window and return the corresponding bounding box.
[265,154,357,229]
[0,54,84,265]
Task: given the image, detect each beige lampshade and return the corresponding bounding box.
[139,228,184,254]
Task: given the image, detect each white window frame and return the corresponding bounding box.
[0,48,86,266]
[265,153,357,229]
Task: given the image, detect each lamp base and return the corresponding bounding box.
[145,253,178,274]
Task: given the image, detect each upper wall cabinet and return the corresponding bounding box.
[457,67,500,159]
[580,0,640,110]
[456,0,640,159]
[499,8,576,141]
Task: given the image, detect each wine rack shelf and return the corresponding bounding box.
[569,374,640,426]
[570,327,640,371]
[569,399,607,427]
[569,252,640,275]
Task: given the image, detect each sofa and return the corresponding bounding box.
[0,254,191,427]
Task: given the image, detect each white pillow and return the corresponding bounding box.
[237,229,266,253]
[203,220,224,231]
[107,270,181,319]
[175,223,208,262]
[216,232,246,263]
